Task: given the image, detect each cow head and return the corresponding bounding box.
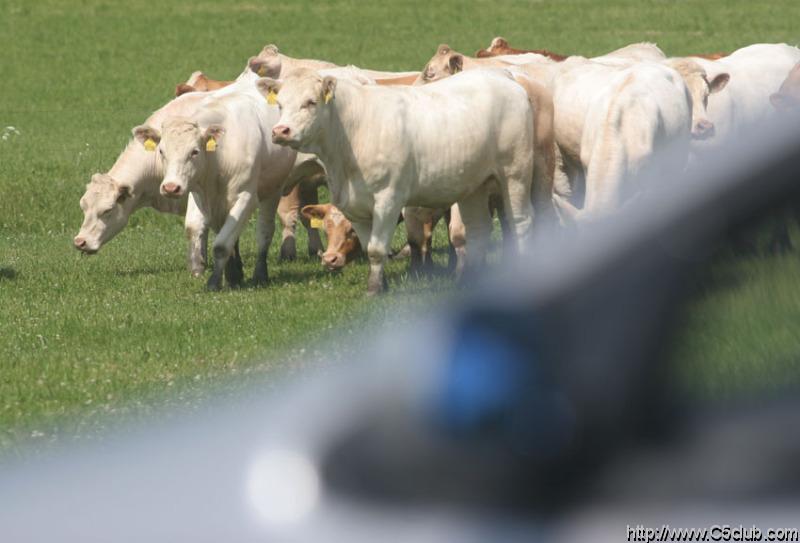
[669,59,729,140]
[770,63,800,111]
[133,120,223,198]
[257,72,336,150]
[302,203,360,270]
[248,44,282,78]
[475,37,509,58]
[417,44,464,84]
[74,173,136,253]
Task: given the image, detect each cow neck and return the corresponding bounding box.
[108,142,168,212]
[307,81,365,205]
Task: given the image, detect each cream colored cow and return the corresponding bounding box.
[261,68,535,294]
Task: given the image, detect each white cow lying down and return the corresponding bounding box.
[261,68,536,294]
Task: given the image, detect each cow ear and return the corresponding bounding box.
[302,204,330,220]
[438,44,451,56]
[449,54,464,74]
[175,84,196,96]
[116,184,132,204]
[709,72,730,93]
[132,125,161,151]
[491,37,508,49]
[770,92,796,111]
[322,76,337,104]
[256,77,282,104]
[90,173,107,185]
[261,44,280,56]
[203,125,225,151]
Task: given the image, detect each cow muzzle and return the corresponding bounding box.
[321,252,346,271]
[161,181,184,198]
[271,125,293,144]
[73,236,97,254]
[692,119,715,140]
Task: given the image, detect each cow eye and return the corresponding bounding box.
[304,99,317,108]
[99,207,114,217]
[191,149,199,157]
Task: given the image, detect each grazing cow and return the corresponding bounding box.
[276,181,324,261]
[261,68,535,294]
[75,91,211,274]
[175,71,235,96]
[137,88,298,290]
[301,203,362,270]
[770,62,800,111]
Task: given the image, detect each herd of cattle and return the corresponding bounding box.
[73,39,800,293]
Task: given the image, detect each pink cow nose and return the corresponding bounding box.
[73,236,87,250]
[162,182,183,196]
[322,252,344,270]
[692,119,715,140]
[272,125,291,141]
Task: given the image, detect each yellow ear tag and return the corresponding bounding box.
[267,90,278,106]
[324,91,333,104]
[144,138,157,152]
[206,138,217,153]
[310,217,324,229]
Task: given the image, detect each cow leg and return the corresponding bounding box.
[447,204,466,277]
[364,198,403,295]
[422,216,434,271]
[184,192,209,277]
[224,240,244,287]
[298,180,324,257]
[207,190,257,291]
[455,189,492,283]
[277,189,299,262]
[403,207,426,276]
[498,167,534,257]
[254,193,280,286]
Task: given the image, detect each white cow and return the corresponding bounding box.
[135,88,297,290]
[75,91,211,274]
[688,43,800,153]
[260,68,535,294]
[549,59,694,221]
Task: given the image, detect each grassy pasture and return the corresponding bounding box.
[1,0,800,457]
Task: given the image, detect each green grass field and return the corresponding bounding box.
[1,0,800,458]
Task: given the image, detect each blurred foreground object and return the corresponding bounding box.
[2,114,800,542]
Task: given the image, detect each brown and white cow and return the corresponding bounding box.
[475,37,568,61]
[175,71,235,96]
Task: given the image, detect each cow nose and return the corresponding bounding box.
[692,119,715,139]
[322,253,344,270]
[272,125,291,140]
[73,236,87,250]
[162,182,183,196]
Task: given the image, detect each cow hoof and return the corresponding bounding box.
[206,280,222,292]
[279,239,297,262]
[252,274,269,287]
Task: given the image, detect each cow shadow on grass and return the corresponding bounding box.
[0,267,17,281]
